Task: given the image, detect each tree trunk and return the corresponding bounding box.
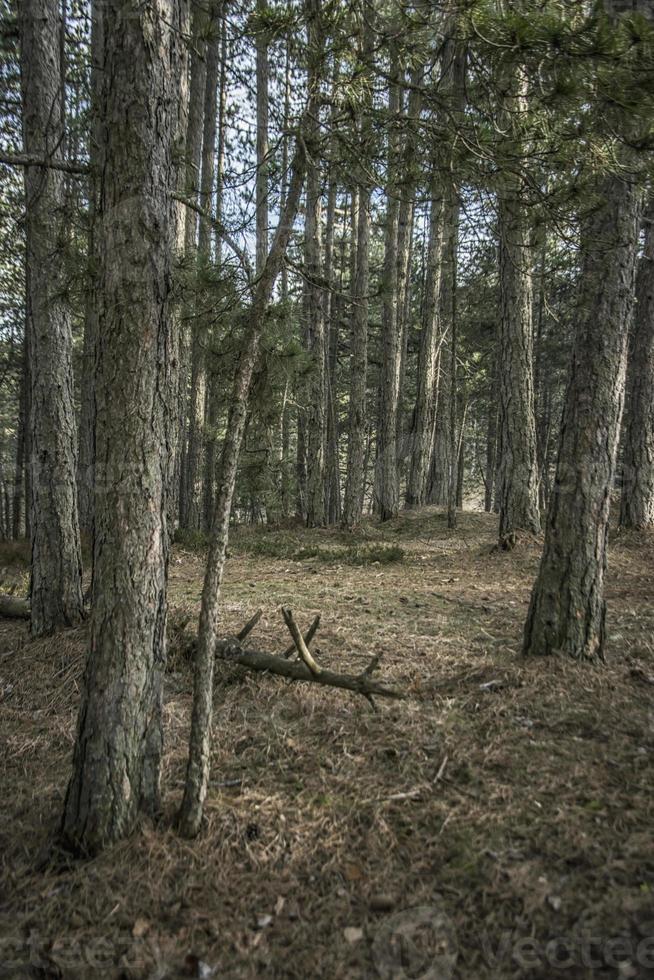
[179,130,310,838]
[395,67,422,485]
[406,184,443,507]
[76,0,103,540]
[375,44,401,522]
[12,333,28,538]
[620,206,654,529]
[19,0,84,636]
[303,0,326,528]
[179,4,209,529]
[62,0,185,854]
[484,355,498,513]
[323,178,342,526]
[342,10,372,529]
[496,71,540,545]
[523,175,641,661]
[203,8,229,533]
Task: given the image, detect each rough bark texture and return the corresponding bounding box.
[76,0,103,540]
[255,0,269,275]
[62,0,183,854]
[323,174,340,525]
[406,186,443,507]
[179,4,209,529]
[496,73,541,545]
[342,13,372,529]
[620,209,654,529]
[303,0,326,528]
[203,9,228,532]
[395,68,422,479]
[179,137,308,838]
[19,0,84,636]
[497,192,540,542]
[375,46,401,522]
[523,176,641,661]
[12,336,28,538]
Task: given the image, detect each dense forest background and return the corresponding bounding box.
[1,2,654,975]
[1,0,654,891]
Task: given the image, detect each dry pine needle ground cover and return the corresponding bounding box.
[1,508,653,979]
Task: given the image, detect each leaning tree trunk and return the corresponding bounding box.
[620,205,654,529]
[179,133,310,838]
[19,0,84,636]
[523,174,641,661]
[496,70,540,547]
[62,0,184,854]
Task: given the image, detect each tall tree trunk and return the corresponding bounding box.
[76,0,102,540]
[484,354,498,513]
[323,178,341,525]
[19,0,84,635]
[426,33,465,514]
[255,0,269,275]
[375,43,401,522]
[12,333,28,538]
[342,9,371,529]
[523,175,641,661]
[496,70,540,546]
[303,0,326,528]
[179,135,309,838]
[179,4,209,529]
[620,206,654,529]
[395,67,422,485]
[406,184,443,507]
[62,0,184,854]
[203,7,229,532]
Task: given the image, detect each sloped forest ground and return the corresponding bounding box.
[1,508,653,980]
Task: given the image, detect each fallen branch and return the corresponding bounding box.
[217,642,402,702]
[0,595,30,620]
[281,607,322,675]
[181,607,404,705]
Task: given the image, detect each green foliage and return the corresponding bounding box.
[230,531,405,565]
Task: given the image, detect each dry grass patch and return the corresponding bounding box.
[1,509,653,979]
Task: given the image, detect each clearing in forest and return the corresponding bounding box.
[1,508,653,979]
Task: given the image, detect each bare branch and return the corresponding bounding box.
[0,152,88,175]
[282,613,320,659]
[281,607,322,675]
[216,641,403,702]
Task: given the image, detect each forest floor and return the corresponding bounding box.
[1,508,654,980]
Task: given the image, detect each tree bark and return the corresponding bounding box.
[203,7,229,532]
[179,3,210,529]
[523,175,641,661]
[620,206,654,529]
[62,0,184,854]
[496,71,541,545]
[303,0,326,528]
[406,184,443,507]
[76,0,103,540]
[342,9,372,529]
[12,333,28,539]
[19,0,84,636]
[375,43,401,522]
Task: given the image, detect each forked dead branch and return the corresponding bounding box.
[184,606,404,707]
